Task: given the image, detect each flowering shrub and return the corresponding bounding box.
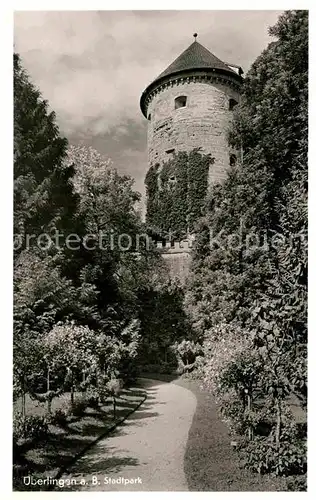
[200,321,307,476]
[202,323,254,395]
[106,378,123,397]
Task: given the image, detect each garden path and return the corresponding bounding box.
[61,378,197,491]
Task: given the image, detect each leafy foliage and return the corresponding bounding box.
[239,436,307,476]
[68,395,89,417]
[14,54,78,247]
[137,278,192,370]
[186,10,308,480]
[48,408,68,427]
[13,56,157,429]
[13,413,49,442]
[145,149,213,238]
[171,339,203,375]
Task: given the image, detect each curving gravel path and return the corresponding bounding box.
[60,378,197,491]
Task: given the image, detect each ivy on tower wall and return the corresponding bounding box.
[145,149,214,239]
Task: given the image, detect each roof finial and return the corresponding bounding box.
[193,33,198,41]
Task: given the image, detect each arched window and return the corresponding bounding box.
[148,113,151,121]
[230,154,237,166]
[229,98,238,111]
[175,96,187,109]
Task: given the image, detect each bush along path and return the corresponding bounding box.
[176,378,296,492]
[57,378,197,491]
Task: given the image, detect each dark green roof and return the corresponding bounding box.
[155,41,237,81]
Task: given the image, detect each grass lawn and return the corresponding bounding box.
[14,391,85,418]
[13,386,146,492]
[175,378,305,492]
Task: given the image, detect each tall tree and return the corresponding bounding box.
[14,53,79,247]
[63,145,156,328]
[189,10,308,335]
[186,10,307,475]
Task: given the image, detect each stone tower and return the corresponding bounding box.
[140,36,243,185]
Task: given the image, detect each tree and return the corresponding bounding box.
[62,145,146,326]
[186,10,307,477]
[13,251,81,413]
[14,53,78,248]
[41,322,98,411]
[137,276,192,370]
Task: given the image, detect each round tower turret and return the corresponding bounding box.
[140,36,243,185]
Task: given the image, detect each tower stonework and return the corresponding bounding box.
[140,38,243,282]
[140,39,243,185]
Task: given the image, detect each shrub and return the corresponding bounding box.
[106,378,123,397]
[172,340,203,375]
[286,474,307,491]
[180,356,204,380]
[141,363,174,374]
[119,360,139,384]
[48,408,68,427]
[239,436,307,476]
[70,396,88,417]
[86,388,100,408]
[13,413,49,442]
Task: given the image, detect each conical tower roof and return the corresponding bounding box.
[140,38,242,117]
[154,40,237,82]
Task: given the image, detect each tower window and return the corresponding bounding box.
[229,98,238,111]
[175,96,187,109]
[230,154,237,166]
[148,113,151,121]
[167,175,176,191]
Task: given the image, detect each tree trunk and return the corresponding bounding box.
[21,376,26,417]
[70,371,74,408]
[275,397,281,447]
[21,375,26,417]
[113,396,116,420]
[247,393,254,441]
[47,367,52,414]
[82,370,86,392]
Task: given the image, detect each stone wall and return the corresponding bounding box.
[161,252,191,284]
[153,239,193,284]
[146,75,240,186]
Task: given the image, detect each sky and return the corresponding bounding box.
[14,10,283,211]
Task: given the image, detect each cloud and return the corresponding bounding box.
[14,10,283,209]
[14,10,282,136]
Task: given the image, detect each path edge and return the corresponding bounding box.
[48,389,147,490]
